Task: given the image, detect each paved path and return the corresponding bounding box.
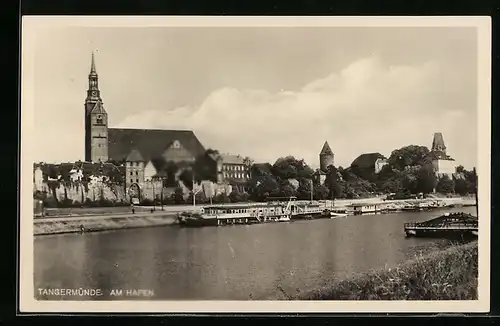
[35,211,177,223]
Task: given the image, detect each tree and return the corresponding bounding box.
[179,168,195,190]
[324,165,342,199]
[279,184,297,198]
[388,145,431,171]
[213,192,231,204]
[296,179,313,200]
[229,190,242,203]
[454,177,469,195]
[456,165,466,174]
[272,156,314,181]
[436,175,455,194]
[191,149,219,184]
[173,187,185,204]
[313,184,329,200]
[415,164,438,194]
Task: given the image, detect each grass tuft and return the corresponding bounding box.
[292,241,478,300]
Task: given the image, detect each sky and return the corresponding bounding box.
[29,25,479,169]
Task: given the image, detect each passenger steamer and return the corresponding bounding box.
[178,197,299,227]
[177,197,332,227]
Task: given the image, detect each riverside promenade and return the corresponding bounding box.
[40,195,475,218]
[34,196,475,236]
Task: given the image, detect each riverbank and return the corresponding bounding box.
[34,213,178,236]
[40,196,476,217]
[276,241,478,300]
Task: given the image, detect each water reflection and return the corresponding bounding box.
[34,207,476,300]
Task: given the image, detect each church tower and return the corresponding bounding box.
[84,52,108,163]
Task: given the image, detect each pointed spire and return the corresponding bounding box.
[431,132,446,154]
[320,141,334,156]
[90,51,97,75]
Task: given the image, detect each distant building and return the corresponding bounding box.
[319,141,334,172]
[430,132,456,178]
[350,152,386,178]
[216,153,252,192]
[314,141,335,185]
[374,158,388,174]
[33,166,44,192]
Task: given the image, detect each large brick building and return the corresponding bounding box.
[84,53,206,194]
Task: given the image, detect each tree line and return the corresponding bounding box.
[35,144,477,208]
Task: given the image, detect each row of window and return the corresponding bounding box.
[223,164,246,171]
[130,179,139,184]
[130,171,139,176]
[223,172,249,179]
[206,206,283,215]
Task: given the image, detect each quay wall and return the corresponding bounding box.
[34,213,178,236]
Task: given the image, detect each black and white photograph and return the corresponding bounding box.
[20,16,491,313]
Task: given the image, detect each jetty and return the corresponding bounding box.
[404,212,478,238]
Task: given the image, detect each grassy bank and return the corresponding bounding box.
[280,241,478,300]
[34,215,178,236]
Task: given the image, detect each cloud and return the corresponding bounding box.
[114,56,475,169]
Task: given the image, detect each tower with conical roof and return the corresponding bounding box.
[84,52,109,163]
[430,132,456,178]
[319,141,334,172]
[431,132,447,157]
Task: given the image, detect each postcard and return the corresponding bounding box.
[19,15,491,314]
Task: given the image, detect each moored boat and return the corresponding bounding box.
[330,211,348,218]
[178,197,298,227]
[404,212,478,239]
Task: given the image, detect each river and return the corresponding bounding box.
[34,206,475,300]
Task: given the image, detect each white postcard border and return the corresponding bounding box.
[19,15,492,313]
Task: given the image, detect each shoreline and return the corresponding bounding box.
[39,196,476,218]
[264,241,478,300]
[34,204,475,237]
[34,214,178,237]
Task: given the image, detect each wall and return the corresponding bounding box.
[144,161,157,181]
[36,177,128,203]
[433,159,457,177]
[319,154,334,171]
[375,159,388,174]
[35,177,231,204]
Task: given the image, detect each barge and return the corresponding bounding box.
[404,212,478,239]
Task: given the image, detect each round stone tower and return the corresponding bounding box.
[319,141,334,172]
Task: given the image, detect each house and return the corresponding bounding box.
[374,158,388,174]
[216,153,253,192]
[350,152,387,180]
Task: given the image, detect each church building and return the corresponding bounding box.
[83,53,206,192]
